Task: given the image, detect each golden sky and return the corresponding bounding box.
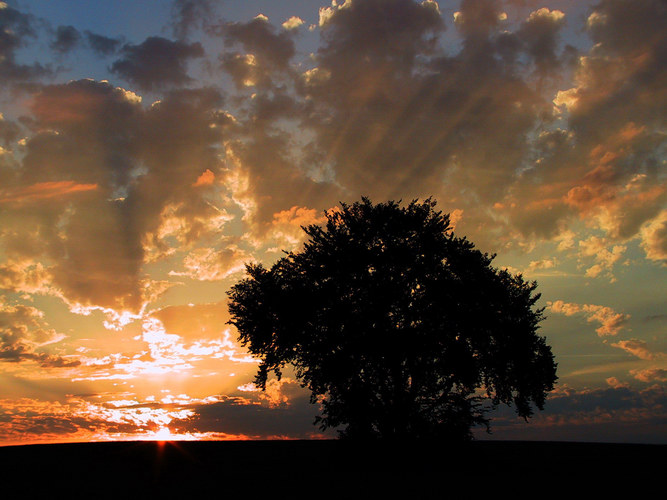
[0,0,665,445]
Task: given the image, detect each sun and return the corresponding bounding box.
[153,427,177,442]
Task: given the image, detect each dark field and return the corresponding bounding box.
[1,440,663,497]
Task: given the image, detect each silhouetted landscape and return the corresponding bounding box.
[1,440,663,496]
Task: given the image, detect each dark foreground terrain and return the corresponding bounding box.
[0,440,663,497]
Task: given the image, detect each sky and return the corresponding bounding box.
[0,0,665,446]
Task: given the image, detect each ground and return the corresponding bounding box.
[0,440,662,497]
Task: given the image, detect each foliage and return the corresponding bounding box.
[227,198,557,440]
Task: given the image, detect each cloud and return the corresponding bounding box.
[110,36,205,90]
[0,181,98,205]
[169,246,251,281]
[0,113,20,146]
[84,31,122,56]
[517,7,567,75]
[526,258,558,273]
[483,384,667,443]
[180,393,326,439]
[150,301,230,341]
[171,0,214,40]
[214,15,297,89]
[282,16,305,30]
[258,206,328,251]
[238,377,304,408]
[73,317,256,381]
[548,300,630,336]
[0,260,53,296]
[0,3,49,81]
[0,395,208,444]
[577,236,626,280]
[640,210,667,264]
[453,0,504,37]
[50,25,82,54]
[294,0,582,253]
[605,377,629,389]
[0,299,78,367]
[611,339,657,360]
[0,80,230,313]
[631,368,667,383]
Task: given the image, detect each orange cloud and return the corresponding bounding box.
[640,209,667,263]
[631,368,667,383]
[272,206,325,227]
[611,339,656,360]
[0,181,98,205]
[547,300,630,336]
[193,168,215,187]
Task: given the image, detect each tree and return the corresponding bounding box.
[227,198,557,440]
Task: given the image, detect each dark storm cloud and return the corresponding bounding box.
[84,31,122,56]
[110,36,205,91]
[50,25,82,54]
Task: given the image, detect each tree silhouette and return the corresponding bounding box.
[228,198,557,440]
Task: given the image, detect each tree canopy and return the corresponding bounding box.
[227,198,557,440]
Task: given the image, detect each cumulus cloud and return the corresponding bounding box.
[548,300,630,336]
[0,79,231,314]
[578,236,626,280]
[282,16,305,30]
[605,377,629,389]
[640,210,667,264]
[0,260,53,296]
[260,206,328,251]
[110,37,205,90]
[214,15,297,89]
[517,7,567,76]
[526,258,558,273]
[1,0,661,323]
[631,368,667,383]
